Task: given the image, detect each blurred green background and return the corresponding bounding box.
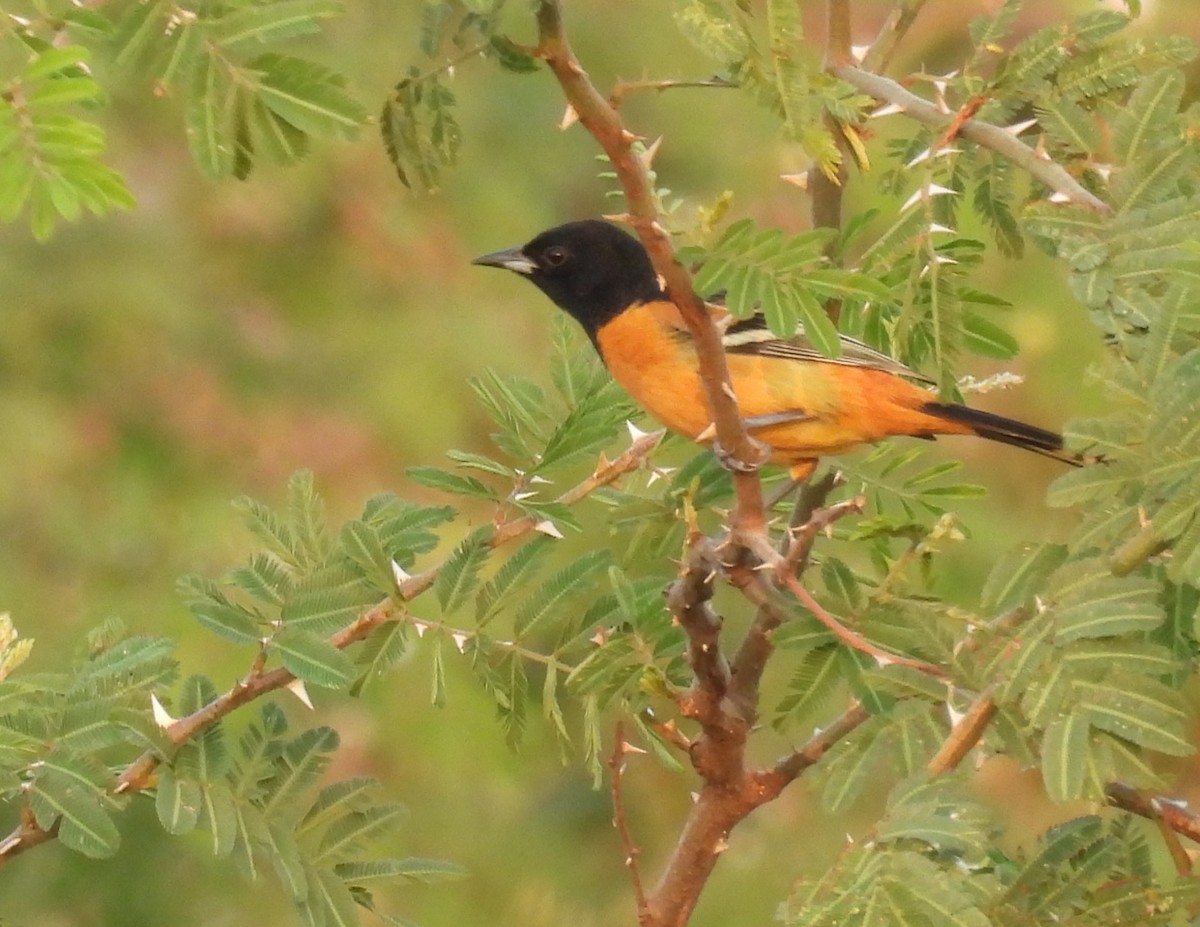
[1,2,1196,925]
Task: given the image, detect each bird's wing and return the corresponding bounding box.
[648,292,934,386]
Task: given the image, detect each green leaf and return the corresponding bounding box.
[487,35,540,73]
[514,550,610,638]
[79,634,178,693]
[178,575,261,645]
[28,750,119,858]
[200,781,239,857]
[1053,572,1163,642]
[1041,711,1090,801]
[340,519,397,595]
[774,645,841,728]
[351,621,407,695]
[266,819,309,900]
[313,802,405,864]
[335,856,467,883]
[961,312,1018,359]
[262,726,338,819]
[475,537,552,624]
[252,53,365,138]
[271,628,355,689]
[310,866,361,927]
[1112,68,1185,164]
[156,765,202,835]
[214,0,342,49]
[406,466,497,500]
[185,54,242,178]
[433,526,493,613]
[280,564,379,634]
[1075,676,1192,755]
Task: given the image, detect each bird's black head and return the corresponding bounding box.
[472,220,664,339]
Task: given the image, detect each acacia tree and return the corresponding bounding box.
[2,1,1200,926]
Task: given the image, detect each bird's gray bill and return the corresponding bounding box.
[471,246,536,275]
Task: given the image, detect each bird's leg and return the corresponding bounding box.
[708,433,772,474]
[699,410,811,475]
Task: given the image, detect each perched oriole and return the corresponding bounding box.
[473,219,1081,482]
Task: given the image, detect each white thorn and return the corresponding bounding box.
[412,620,429,638]
[626,420,651,442]
[646,466,676,487]
[451,632,469,653]
[1005,118,1038,136]
[780,171,809,189]
[1048,191,1072,204]
[392,560,411,585]
[850,44,871,62]
[286,678,314,710]
[900,182,959,213]
[150,693,176,729]
[559,103,578,130]
[529,475,552,485]
[535,520,564,540]
[928,223,956,235]
[512,491,538,501]
[870,102,904,119]
[946,701,966,727]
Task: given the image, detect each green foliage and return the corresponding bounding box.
[673,0,871,180]
[115,0,364,179]
[0,42,133,238]
[0,0,363,237]
[7,2,1200,926]
[785,794,1200,927]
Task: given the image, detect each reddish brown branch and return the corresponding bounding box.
[534,0,769,539]
[610,721,650,923]
[1107,782,1200,845]
[756,703,871,794]
[926,689,996,777]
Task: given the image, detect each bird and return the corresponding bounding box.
[473,219,1082,483]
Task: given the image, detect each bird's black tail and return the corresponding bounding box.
[920,402,1084,467]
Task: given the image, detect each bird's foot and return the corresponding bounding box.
[710,434,772,474]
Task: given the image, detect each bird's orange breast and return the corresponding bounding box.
[594,301,965,468]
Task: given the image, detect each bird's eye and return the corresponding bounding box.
[544,246,568,267]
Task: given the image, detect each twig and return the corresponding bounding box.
[833,65,1111,213]
[726,473,846,711]
[610,721,650,924]
[754,703,871,795]
[777,570,945,676]
[609,77,734,109]
[0,434,663,865]
[783,494,866,573]
[665,538,744,787]
[860,0,930,74]
[926,688,996,776]
[534,0,770,539]
[1106,782,1200,844]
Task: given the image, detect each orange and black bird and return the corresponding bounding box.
[473,219,1081,482]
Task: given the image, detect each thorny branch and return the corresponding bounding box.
[833,65,1111,213]
[610,721,650,922]
[533,0,771,541]
[0,431,663,865]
